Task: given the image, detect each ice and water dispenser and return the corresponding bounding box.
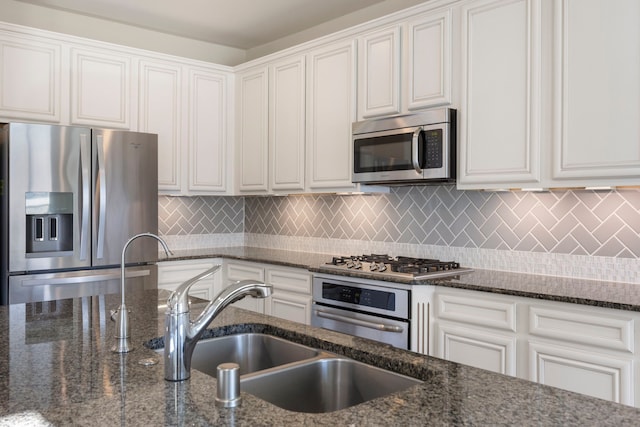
[25,192,74,255]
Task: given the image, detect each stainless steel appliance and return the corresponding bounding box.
[0,123,159,304]
[312,254,472,349]
[352,108,456,185]
[312,274,411,349]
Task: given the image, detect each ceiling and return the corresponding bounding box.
[14,0,389,49]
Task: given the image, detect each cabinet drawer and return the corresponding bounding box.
[529,305,634,353]
[266,267,311,294]
[435,292,517,332]
[158,260,219,286]
[226,262,264,282]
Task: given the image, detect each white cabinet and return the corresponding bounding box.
[410,285,435,355]
[186,67,229,193]
[138,59,183,192]
[269,55,306,192]
[236,66,269,193]
[157,259,223,301]
[357,8,453,120]
[140,60,232,195]
[223,260,312,323]
[0,33,62,123]
[527,302,637,406]
[225,261,266,313]
[551,0,640,186]
[457,0,543,189]
[70,47,131,129]
[265,266,312,325]
[432,289,519,376]
[306,40,358,191]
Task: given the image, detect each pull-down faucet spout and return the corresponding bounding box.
[164,266,272,381]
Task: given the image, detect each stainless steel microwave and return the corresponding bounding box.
[352,108,456,185]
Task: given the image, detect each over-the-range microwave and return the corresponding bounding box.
[352,108,456,185]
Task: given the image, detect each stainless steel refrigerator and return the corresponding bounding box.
[0,122,159,304]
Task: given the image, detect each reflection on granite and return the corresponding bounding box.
[169,246,640,312]
[2,289,640,425]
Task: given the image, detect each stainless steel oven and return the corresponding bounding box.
[311,274,410,349]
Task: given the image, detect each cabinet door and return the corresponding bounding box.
[138,59,182,192]
[405,9,452,110]
[237,67,269,193]
[435,322,517,376]
[267,291,312,324]
[226,261,265,313]
[458,0,542,189]
[552,0,640,184]
[0,35,61,123]
[270,56,305,191]
[71,47,131,129]
[306,40,357,191]
[528,341,633,405]
[358,26,401,119]
[157,259,222,301]
[187,68,228,193]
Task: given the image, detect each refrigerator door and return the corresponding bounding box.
[7,123,92,272]
[92,129,158,266]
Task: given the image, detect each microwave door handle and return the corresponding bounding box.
[411,126,423,174]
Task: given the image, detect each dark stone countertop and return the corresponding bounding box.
[166,246,640,312]
[2,289,640,425]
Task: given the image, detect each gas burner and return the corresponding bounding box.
[325,254,472,280]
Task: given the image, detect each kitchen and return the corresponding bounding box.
[1,0,640,424]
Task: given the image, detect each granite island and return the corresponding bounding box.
[2,289,640,426]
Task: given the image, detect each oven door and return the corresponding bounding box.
[312,305,409,350]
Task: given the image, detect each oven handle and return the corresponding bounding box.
[314,309,404,333]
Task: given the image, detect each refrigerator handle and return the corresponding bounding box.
[79,133,91,261]
[96,134,107,259]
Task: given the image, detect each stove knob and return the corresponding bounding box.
[346,260,354,268]
[370,263,378,272]
[378,263,387,273]
[353,261,362,270]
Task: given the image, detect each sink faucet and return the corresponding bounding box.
[112,232,172,353]
[164,265,272,381]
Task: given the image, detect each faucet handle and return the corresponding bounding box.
[167,265,221,314]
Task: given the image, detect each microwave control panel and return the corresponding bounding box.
[424,129,443,169]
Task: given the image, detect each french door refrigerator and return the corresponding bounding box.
[0,122,159,304]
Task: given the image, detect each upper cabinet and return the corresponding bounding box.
[458,0,640,190]
[551,0,640,186]
[357,8,453,120]
[0,33,62,123]
[457,0,542,189]
[306,40,358,191]
[70,47,131,129]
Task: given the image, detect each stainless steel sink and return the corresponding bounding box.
[241,357,422,413]
[188,333,321,377]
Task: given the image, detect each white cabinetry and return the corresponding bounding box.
[527,302,636,406]
[411,285,435,355]
[458,0,640,189]
[357,8,452,120]
[236,66,269,193]
[432,289,519,376]
[269,55,306,192]
[551,0,640,185]
[0,33,62,123]
[157,259,223,301]
[70,47,131,129]
[457,0,542,189]
[223,260,312,324]
[306,40,358,191]
[265,266,312,325]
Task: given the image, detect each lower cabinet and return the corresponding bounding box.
[157,258,223,301]
[224,260,312,324]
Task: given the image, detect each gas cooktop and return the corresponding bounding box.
[321,254,473,281]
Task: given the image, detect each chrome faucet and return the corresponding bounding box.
[112,232,172,353]
[164,265,272,381]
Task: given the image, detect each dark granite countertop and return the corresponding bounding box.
[2,289,640,425]
[166,246,640,312]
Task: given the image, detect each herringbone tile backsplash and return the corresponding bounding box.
[159,196,243,235]
[244,186,640,258]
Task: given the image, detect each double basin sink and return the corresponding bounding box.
[184,333,422,413]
